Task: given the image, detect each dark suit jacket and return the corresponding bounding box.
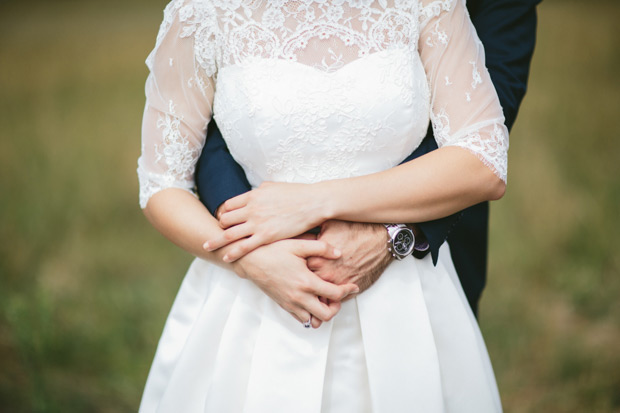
[195,0,541,316]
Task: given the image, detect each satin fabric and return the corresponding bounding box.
[139,244,501,412]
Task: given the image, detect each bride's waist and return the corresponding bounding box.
[246,160,397,187]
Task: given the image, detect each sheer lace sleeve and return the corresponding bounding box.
[418,0,509,182]
[137,0,216,208]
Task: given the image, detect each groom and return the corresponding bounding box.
[196,0,541,318]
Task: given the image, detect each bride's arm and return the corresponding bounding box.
[210,147,502,261]
[137,1,221,259]
[207,0,509,261]
[138,3,357,326]
[321,146,504,223]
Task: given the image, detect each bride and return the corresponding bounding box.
[137,0,508,411]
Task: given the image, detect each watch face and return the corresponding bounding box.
[393,229,414,256]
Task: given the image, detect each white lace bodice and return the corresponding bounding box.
[137,0,509,208]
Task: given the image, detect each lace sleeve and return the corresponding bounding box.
[137,0,216,208]
[418,0,509,182]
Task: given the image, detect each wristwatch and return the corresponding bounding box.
[384,224,416,260]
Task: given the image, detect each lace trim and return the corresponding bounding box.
[431,109,508,182]
[138,100,201,208]
[137,165,196,209]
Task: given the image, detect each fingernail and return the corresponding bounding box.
[203,242,210,250]
[223,255,231,262]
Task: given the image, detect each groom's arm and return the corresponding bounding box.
[410,0,541,264]
[196,122,251,215]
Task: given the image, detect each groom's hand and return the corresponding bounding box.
[308,220,392,298]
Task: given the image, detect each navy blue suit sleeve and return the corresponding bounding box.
[195,122,251,216]
[412,0,540,264]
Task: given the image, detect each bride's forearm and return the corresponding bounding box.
[319,147,505,224]
[209,146,505,262]
[143,188,357,327]
[143,188,232,266]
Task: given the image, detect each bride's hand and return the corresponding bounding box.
[231,237,359,328]
[204,182,327,262]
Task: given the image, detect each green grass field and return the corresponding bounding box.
[1,1,619,411]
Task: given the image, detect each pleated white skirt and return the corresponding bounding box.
[139,244,502,412]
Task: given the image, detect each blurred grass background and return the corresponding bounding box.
[0,0,618,411]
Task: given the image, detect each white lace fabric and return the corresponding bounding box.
[137,0,509,209]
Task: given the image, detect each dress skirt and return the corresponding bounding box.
[139,243,502,412]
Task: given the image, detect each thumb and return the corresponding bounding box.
[341,283,361,300]
[292,240,341,260]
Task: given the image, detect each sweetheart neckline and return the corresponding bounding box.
[217,47,414,78]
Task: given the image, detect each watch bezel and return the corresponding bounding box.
[385,224,415,260]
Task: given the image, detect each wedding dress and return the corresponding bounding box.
[137,1,508,411]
